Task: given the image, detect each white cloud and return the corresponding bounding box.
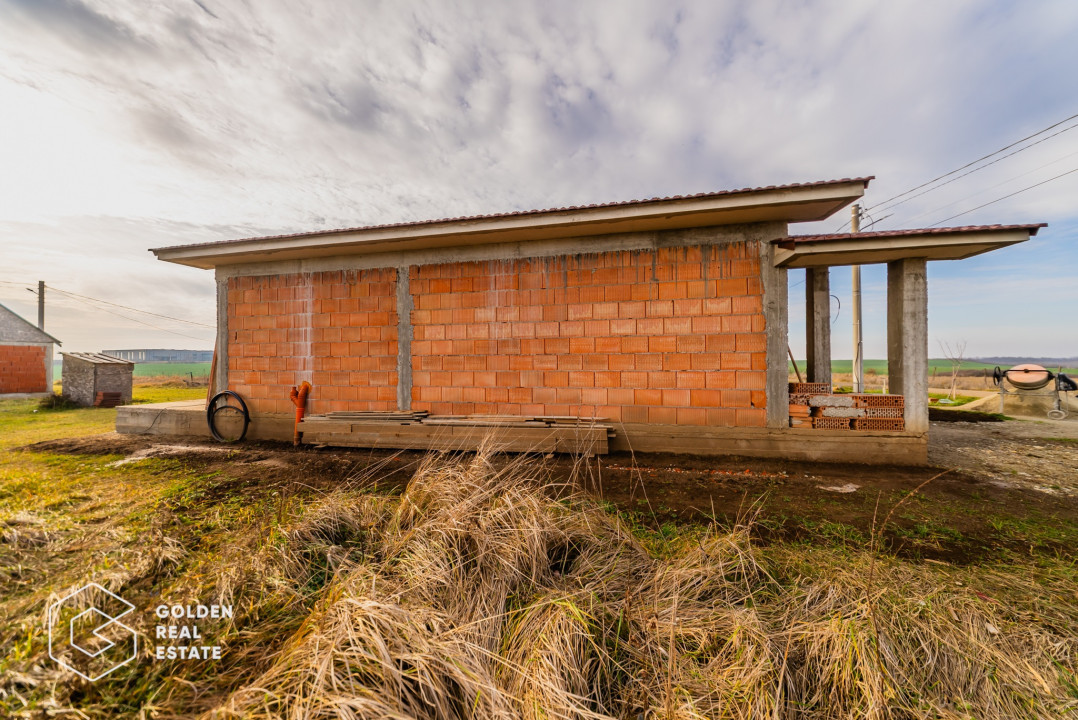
[1,0,1077,353]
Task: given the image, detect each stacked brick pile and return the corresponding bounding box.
[788,382,904,431]
[0,345,46,394]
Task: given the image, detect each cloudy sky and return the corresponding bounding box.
[1,0,1076,359]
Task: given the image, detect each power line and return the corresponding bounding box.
[928,165,1078,227]
[869,119,1078,216]
[0,278,214,329]
[834,110,1078,231]
[44,285,215,328]
[871,111,1078,207]
[893,147,1078,227]
[46,288,214,343]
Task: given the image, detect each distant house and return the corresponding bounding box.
[101,349,213,363]
[61,352,133,407]
[0,302,60,397]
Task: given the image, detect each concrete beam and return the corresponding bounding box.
[396,266,413,411]
[213,223,789,279]
[114,402,928,465]
[759,237,789,428]
[804,267,831,385]
[887,258,928,434]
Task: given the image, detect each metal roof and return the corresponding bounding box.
[155,177,875,252]
[774,224,1047,268]
[60,352,133,365]
[784,224,1047,244]
[152,177,874,269]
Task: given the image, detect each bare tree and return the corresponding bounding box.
[938,339,967,401]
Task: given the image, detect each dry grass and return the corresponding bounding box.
[4,445,1076,719]
[199,452,1076,720]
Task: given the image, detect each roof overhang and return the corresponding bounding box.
[153,178,871,269]
[773,224,1046,268]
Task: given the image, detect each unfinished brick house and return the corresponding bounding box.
[138,178,1044,463]
[0,302,59,397]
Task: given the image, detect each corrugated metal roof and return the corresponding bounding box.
[782,223,1047,244]
[60,352,133,365]
[152,177,874,252]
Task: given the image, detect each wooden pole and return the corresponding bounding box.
[788,345,803,384]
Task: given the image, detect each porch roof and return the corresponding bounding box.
[773,224,1047,268]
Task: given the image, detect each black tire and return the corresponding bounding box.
[207,391,250,442]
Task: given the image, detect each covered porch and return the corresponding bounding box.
[775,224,1046,437]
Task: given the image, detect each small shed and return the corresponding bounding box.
[0,302,60,397]
[61,352,134,407]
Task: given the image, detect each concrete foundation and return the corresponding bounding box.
[117,402,927,464]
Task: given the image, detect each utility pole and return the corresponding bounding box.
[27,281,45,330]
[851,205,863,393]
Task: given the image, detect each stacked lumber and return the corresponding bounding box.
[313,410,430,422]
[298,413,613,454]
[788,383,905,432]
[94,391,123,408]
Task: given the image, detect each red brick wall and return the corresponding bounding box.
[409,243,767,426]
[0,344,47,394]
[227,269,398,415]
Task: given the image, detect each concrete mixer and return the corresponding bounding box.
[993,364,1077,419]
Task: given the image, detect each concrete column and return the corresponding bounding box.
[45,343,54,392]
[396,265,413,411]
[887,258,928,433]
[759,239,789,428]
[804,267,831,385]
[214,271,229,396]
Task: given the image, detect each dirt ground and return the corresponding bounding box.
[27,415,1078,566]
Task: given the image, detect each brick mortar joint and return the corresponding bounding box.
[396,266,414,411]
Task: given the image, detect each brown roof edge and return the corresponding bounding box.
[777,223,1047,247]
[152,176,873,253]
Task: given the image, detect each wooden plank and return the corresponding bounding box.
[301,424,608,454]
[532,415,610,423]
[422,418,550,428]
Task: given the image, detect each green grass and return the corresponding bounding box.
[789,359,1078,374]
[0,386,205,449]
[52,361,211,377]
[130,362,211,377]
[1,395,1077,718]
[129,385,207,404]
[928,391,977,406]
